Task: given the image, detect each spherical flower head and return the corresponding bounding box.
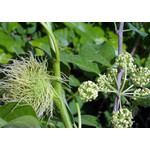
[131,67,150,87]
[78,81,99,102]
[116,52,136,72]
[133,88,150,107]
[112,108,133,128]
[0,52,60,118]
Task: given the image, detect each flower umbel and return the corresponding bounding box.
[116,52,136,72]
[78,81,99,101]
[0,52,60,118]
[131,67,150,87]
[112,108,133,128]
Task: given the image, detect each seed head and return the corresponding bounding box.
[0,52,60,118]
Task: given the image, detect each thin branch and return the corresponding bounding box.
[113,22,124,112]
[131,35,141,56]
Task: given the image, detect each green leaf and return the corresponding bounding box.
[64,22,93,43]
[30,36,50,56]
[0,102,38,122]
[0,118,7,128]
[107,31,127,54]
[91,27,106,44]
[4,115,41,128]
[26,23,37,34]
[54,28,69,47]
[64,22,106,44]
[145,54,150,69]
[79,41,115,67]
[0,49,12,64]
[134,54,142,67]
[8,22,20,33]
[60,51,100,74]
[69,95,84,115]
[0,31,22,53]
[69,75,80,87]
[128,23,148,37]
[74,115,99,127]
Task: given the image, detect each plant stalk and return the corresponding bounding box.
[113,22,124,112]
[40,22,73,128]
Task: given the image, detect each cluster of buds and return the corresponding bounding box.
[133,88,150,100]
[78,81,99,102]
[111,108,133,128]
[116,52,136,72]
[97,75,111,92]
[131,67,150,87]
[133,88,150,107]
[107,68,118,85]
[97,68,117,92]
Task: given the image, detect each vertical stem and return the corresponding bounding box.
[74,98,82,128]
[40,22,73,128]
[113,22,124,112]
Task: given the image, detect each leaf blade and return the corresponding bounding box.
[60,52,100,74]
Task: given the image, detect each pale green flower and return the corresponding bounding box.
[116,52,136,72]
[131,67,150,87]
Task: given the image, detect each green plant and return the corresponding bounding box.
[0,22,150,128]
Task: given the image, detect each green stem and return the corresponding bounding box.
[74,123,78,128]
[123,29,132,32]
[66,91,78,101]
[74,97,82,128]
[122,84,134,94]
[112,70,119,89]
[99,74,118,93]
[99,89,118,94]
[123,96,130,104]
[40,22,73,128]
[122,94,149,99]
[114,22,117,31]
[65,88,82,128]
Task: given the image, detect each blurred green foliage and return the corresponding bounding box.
[0,22,150,128]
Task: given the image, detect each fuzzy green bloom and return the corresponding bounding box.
[0,53,61,118]
[112,108,133,128]
[78,81,99,102]
[131,67,150,87]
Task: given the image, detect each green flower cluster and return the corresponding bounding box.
[78,81,99,101]
[97,75,111,92]
[107,68,118,85]
[112,108,133,128]
[133,88,150,100]
[97,68,117,92]
[133,88,150,107]
[131,67,150,87]
[78,68,117,101]
[116,52,136,72]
